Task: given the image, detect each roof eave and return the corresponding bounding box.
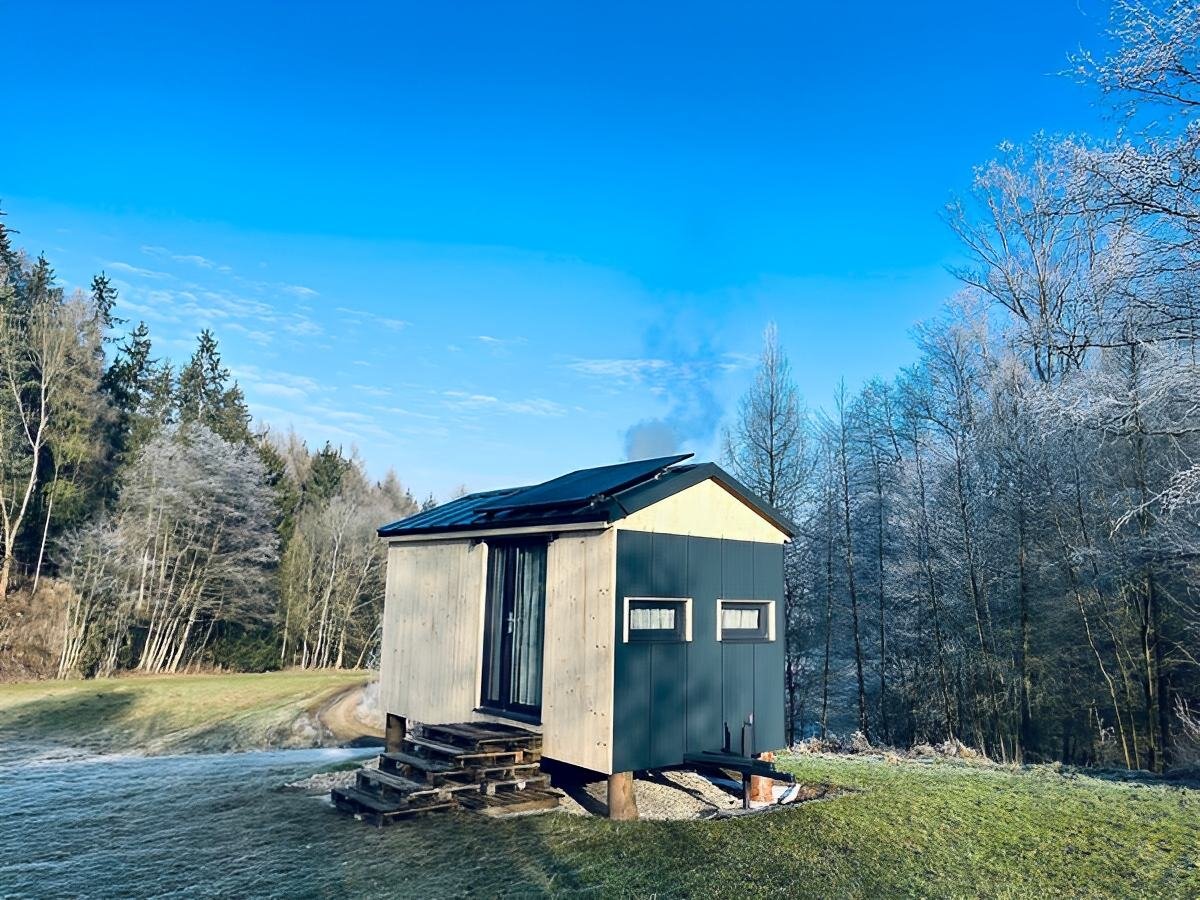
[377,508,614,539]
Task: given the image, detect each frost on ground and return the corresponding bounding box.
[283,756,377,793]
[793,731,993,764]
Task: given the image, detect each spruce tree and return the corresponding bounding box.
[101,321,173,471]
[304,442,351,506]
[176,329,251,444]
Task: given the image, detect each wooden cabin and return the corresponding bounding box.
[376,453,794,795]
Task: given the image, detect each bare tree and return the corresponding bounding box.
[724,323,813,741]
[0,259,81,601]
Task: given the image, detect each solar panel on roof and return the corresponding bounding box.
[474,453,693,513]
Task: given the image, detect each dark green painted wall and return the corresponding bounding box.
[612,531,785,772]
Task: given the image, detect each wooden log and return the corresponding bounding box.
[385,713,407,753]
[607,771,639,821]
[749,750,775,803]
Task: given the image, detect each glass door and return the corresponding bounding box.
[480,539,548,720]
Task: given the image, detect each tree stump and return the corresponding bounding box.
[607,771,639,820]
[749,751,775,803]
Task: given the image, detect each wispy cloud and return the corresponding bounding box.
[442,390,566,417]
[277,283,318,298]
[567,357,672,380]
[141,244,319,299]
[352,384,393,398]
[336,306,409,331]
[142,245,234,274]
[108,261,172,280]
[476,334,527,348]
[233,364,323,400]
[283,317,323,337]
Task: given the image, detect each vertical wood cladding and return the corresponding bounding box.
[613,531,785,772]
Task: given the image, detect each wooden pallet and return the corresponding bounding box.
[458,787,564,818]
[380,750,464,774]
[404,734,523,762]
[332,719,560,825]
[331,786,456,825]
[424,722,543,749]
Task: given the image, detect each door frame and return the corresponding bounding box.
[478,536,549,723]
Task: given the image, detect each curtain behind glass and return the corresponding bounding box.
[509,544,547,708]
[481,544,511,707]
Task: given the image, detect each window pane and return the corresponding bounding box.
[509,544,547,708]
[631,606,676,631]
[722,607,760,630]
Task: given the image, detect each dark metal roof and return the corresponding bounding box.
[474,453,692,513]
[377,457,796,539]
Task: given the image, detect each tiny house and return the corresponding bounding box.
[377,453,793,780]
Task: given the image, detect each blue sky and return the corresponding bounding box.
[4,2,1114,497]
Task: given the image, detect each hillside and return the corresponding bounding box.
[0,670,379,754]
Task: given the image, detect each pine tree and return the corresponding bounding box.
[101,322,174,472]
[89,273,122,335]
[176,329,251,444]
[304,442,352,507]
[0,205,24,303]
[256,433,302,543]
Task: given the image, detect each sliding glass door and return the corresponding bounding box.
[480,539,548,720]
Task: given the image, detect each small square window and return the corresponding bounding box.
[718,600,773,642]
[624,597,691,643]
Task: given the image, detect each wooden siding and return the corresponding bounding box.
[540,529,616,773]
[380,540,486,724]
[380,529,617,773]
[616,477,788,544]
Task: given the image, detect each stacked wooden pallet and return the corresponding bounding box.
[331,721,562,825]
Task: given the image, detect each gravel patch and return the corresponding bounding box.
[557,769,744,820]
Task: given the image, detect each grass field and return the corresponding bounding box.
[481,754,1199,898]
[0,673,1196,896]
[279,752,1196,898]
[0,670,370,753]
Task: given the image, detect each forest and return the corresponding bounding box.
[1,1,1198,773]
[0,236,421,679]
[723,1,1200,771]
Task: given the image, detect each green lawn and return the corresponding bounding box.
[492,755,1199,898]
[0,674,1196,896]
[0,669,369,753]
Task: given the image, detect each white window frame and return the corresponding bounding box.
[716,599,776,642]
[623,596,693,643]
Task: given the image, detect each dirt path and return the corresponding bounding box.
[316,680,384,745]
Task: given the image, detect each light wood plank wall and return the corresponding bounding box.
[617,478,788,544]
[380,540,486,724]
[541,528,617,773]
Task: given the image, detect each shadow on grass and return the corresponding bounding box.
[1066,764,1200,790]
[0,687,137,750]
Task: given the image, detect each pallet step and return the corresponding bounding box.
[482,774,551,795]
[380,750,464,775]
[335,720,555,824]
[358,769,440,798]
[472,761,543,778]
[423,722,543,749]
[332,786,411,814]
[458,787,562,818]
[404,734,520,761]
[333,792,457,825]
